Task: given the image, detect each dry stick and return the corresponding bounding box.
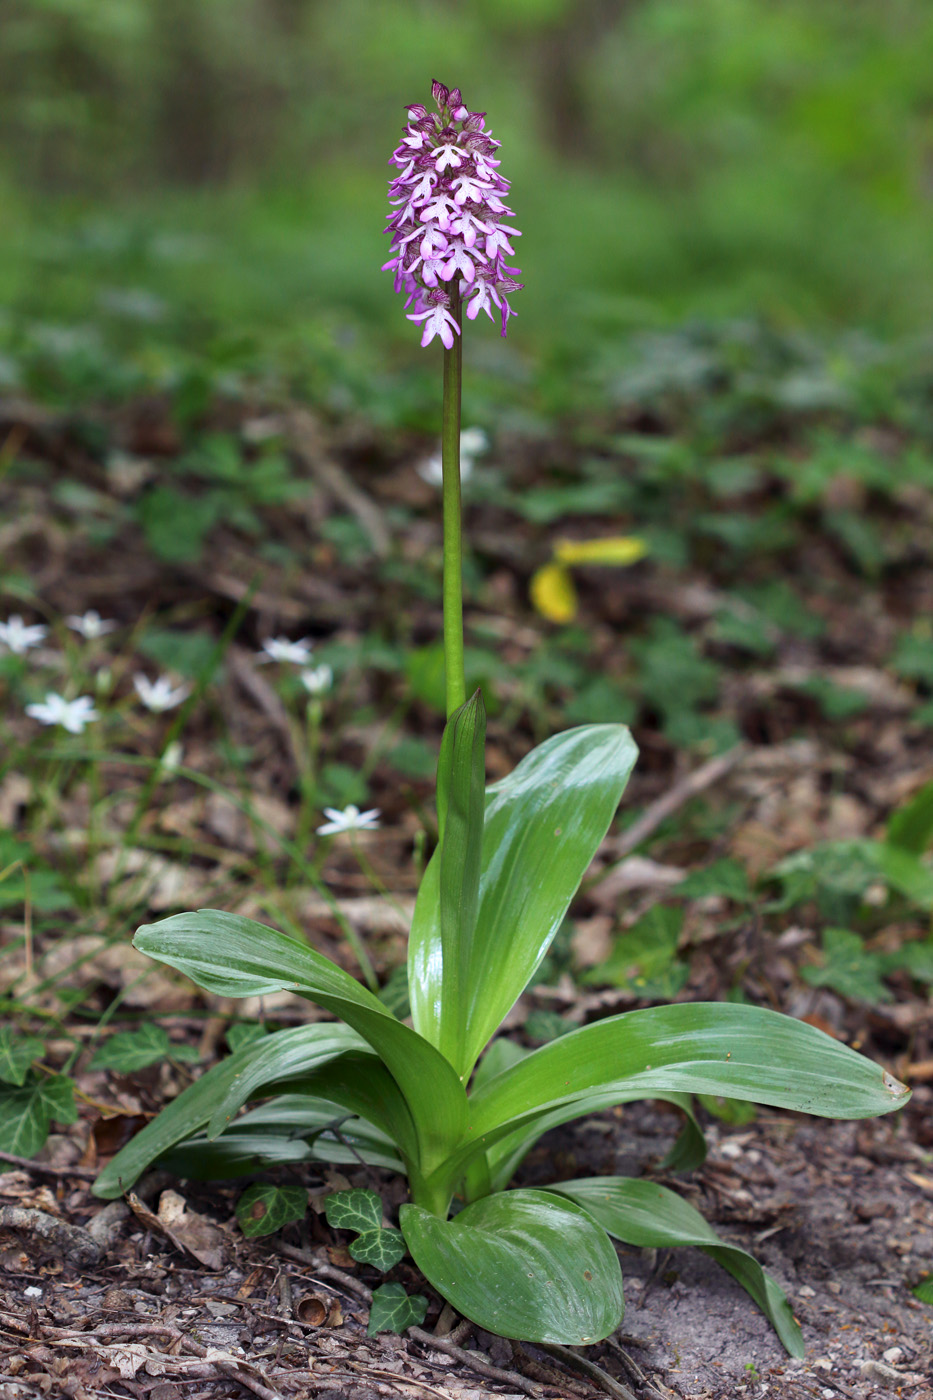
[0,1149,96,1179]
[594,743,748,872]
[536,1343,638,1400]
[0,1205,101,1266]
[287,407,391,559]
[275,1240,374,1301]
[47,1321,284,1400]
[408,1327,550,1398]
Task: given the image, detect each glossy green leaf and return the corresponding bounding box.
[400,1188,625,1344]
[133,910,468,1173]
[409,725,638,1078]
[551,1177,803,1358]
[0,1072,76,1158]
[90,1023,171,1072]
[271,1053,419,1165]
[0,1029,44,1087]
[350,1227,406,1271]
[325,1187,383,1233]
[436,692,486,1070]
[887,780,933,855]
[367,1283,428,1336]
[482,1088,706,1194]
[468,1003,909,1146]
[160,1096,404,1178]
[236,1183,307,1238]
[93,1023,366,1198]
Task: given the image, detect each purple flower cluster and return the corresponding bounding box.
[383,80,523,349]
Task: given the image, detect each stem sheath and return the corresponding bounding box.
[441,285,465,717]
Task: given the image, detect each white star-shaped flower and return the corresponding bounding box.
[66,610,117,640]
[0,615,47,655]
[417,427,488,487]
[258,636,314,665]
[133,673,191,713]
[25,693,99,734]
[316,805,381,837]
[300,664,333,696]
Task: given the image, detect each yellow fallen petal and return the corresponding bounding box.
[554,536,648,567]
[529,562,578,624]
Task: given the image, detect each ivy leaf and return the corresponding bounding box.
[367,1283,428,1336]
[0,1073,77,1157]
[90,1025,171,1072]
[236,1184,307,1238]
[324,1188,383,1234]
[912,1276,933,1305]
[226,1022,268,1054]
[349,1227,406,1272]
[0,1029,45,1086]
[801,928,891,1004]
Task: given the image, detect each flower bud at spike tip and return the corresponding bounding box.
[385,82,523,346]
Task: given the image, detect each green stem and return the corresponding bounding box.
[441,284,465,718]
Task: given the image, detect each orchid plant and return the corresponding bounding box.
[93,83,909,1354]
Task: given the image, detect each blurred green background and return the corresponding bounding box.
[1,0,932,410]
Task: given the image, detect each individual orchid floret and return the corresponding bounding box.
[385,82,522,346]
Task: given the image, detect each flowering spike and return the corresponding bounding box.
[385,83,523,347]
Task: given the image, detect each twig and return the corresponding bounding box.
[536,1343,638,1400]
[595,744,748,871]
[408,1326,549,1397]
[0,1150,97,1179]
[287,407,391,558]
[274,1240,373,1301]
[47,1321,284,1400]
[0,1205,101,1266]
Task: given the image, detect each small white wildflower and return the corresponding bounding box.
[300,664,333,696]
[316,804,381,837]
[0,614,47,654]
[25,693,99,734]
[258,636,314,665]
[417,427,488,487]
[66,610,117,640]
[133,674,191,713]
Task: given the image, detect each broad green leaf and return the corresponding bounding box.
[468,1003,909,1146]
[887,781,933,855]
[90,1024,171,1072]
[367,1283,428,1336]
[0,1072,76,1158]
[482,1088,706,1195]
[350,1228,406,1271]
[161,1097,404,1178]
[912,1276,933,1305]
[325,1188,383,1233]
[93,1023,366,1198]
[435,692,486,1070]
[0,1029,44,1086]
[267,1053,419,1165]
[409,725,638,1078]
[134,910,468,1174]
[236,1183,307,1238]
[551,1177,803,1358]
[401,1189,625,1344]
